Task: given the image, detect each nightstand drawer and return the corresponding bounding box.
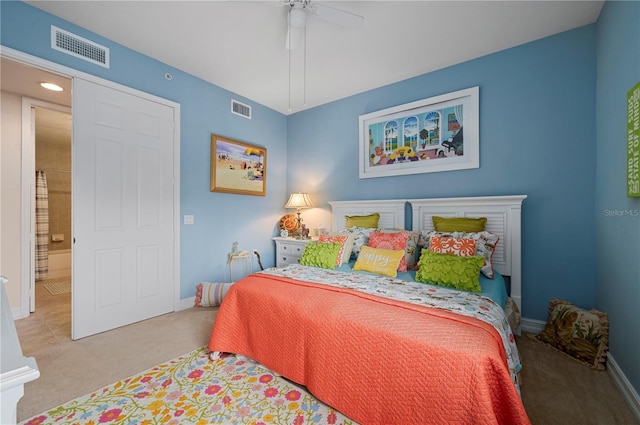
[276,253,301,267]
[273,237,312,268]
[277,241,305,256]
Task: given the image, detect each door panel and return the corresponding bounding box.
[73,78,175,339]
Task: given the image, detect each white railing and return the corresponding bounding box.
[0,276,39,424]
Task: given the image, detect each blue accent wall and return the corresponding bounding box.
[595,0,640,404]
[288,25,598,322]
[1,1,288,299]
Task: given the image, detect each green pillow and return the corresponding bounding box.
[345,213,380,228]
[299,241,342,269]
[432,216,487,232]
[415,250,485,292]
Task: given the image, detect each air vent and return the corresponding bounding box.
[51,26,110,68]
[231,99,251,119]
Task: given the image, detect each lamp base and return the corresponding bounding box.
[295,212,303,239]
[296,212,310,239]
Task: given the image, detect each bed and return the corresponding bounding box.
[208,196,530,424]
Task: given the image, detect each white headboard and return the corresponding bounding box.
[408,195,527,314]
[328,199,407,232]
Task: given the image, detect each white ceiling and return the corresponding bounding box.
[1,57,72,105]
[16,1,603,115]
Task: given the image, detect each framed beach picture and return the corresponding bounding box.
[358,86,479,179]
[210,134,267,196]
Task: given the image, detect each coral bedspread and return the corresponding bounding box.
[207,269,531,425]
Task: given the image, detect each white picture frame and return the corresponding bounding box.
[359,86,479,179]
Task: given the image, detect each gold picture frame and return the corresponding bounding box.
[210,134,267,196]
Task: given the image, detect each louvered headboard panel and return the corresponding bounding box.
[408,195,527,314]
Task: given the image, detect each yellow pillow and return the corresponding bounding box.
[346,213,380,228]
[432,216,487,232]
[353,245,404,277]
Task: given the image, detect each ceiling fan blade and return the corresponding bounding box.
[310,3,364,30]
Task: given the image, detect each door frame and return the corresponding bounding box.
[2,46,181,320]
[22,98,72,314]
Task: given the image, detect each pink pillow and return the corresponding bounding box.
[368,231,409,272]
[429,236,476,256]
[318,233,350,266]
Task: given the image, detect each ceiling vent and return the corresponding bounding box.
[231,99,251,119]
[51,26,110,68]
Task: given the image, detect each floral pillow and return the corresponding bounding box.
[339,226,378,260]
[530,299,608,371]
[420,230,499,278]
[404,231,420,271]
[368,231,410,272]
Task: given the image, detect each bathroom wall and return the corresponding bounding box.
[34,107,71,252]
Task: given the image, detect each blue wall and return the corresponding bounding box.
[1,1,288,299]
[288,25,598,321]
[595,0,640,404]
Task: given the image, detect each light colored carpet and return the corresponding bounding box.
[42,280,71,295]
[518,334,639,424]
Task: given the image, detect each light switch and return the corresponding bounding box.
[184,215,194,225]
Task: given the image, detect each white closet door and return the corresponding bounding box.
[72,78,175,339]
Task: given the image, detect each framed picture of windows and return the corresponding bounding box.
[358,86,479,178]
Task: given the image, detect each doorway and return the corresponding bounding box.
[32,104,73,341]
[2,50,181,340]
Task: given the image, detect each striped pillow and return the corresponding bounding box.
[194,282,234,307]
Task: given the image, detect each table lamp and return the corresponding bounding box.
[284,192,314,238]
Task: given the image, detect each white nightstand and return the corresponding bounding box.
[273,237,314,267]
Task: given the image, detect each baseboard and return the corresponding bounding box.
[607,353,640,422]
[520,317,545,334]
[176,296,196,311]
[12,307,28,320]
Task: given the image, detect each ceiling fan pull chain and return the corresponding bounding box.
[288,15,292,113]
[303,25,307,107]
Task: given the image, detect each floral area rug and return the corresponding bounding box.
[21,347,356,425]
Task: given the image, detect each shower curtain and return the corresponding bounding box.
[35,170,49,281]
